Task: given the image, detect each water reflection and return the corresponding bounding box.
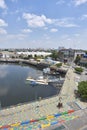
[0,65,8,78]
[0,64,58,108]
[0,87,9,96]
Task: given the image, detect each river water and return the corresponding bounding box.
[0,64,58,108]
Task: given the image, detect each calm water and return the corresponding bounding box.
[0,64,58,108]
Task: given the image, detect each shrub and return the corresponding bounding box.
[56,63,62,67]
[77,81,87,101]
[75,67,83,73]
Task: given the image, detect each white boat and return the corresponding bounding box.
[26,76,63,85]
[26,76,48,85]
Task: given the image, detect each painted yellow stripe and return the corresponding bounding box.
[9,128,14,130]
[41,123,50,128]
[47,115,54,120]
[11,123,20,127]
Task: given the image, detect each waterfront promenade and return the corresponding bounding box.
[0,66,87,129]
[60,67,87,109]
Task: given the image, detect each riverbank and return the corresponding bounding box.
[0,58,68,74]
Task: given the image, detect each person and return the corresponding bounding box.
[57,97,63,109]
[57,102,63,109]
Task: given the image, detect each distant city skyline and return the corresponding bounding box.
[0,0,87,49]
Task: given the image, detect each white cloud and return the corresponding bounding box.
[74,33,80,36]
[22,29,32,33]
[11,0,18,2]
[0,28,7,34]
[23,13,53,28]
[55,18,78,27]
[5,33,27,40]
[0,0,7,9]
[44,27,48,30]
[56,0,65,5]
[80,14,87,20]
[0,19,8,27]
[10,10,20,15]
[74,0,87,6]
[23,13,78,28]
[17,34,27,40]
[50,28,58,32]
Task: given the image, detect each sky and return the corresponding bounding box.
[0,0,87,49]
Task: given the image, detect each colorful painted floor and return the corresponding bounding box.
[0,110,79,130]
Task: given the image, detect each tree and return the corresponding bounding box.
[77,81,87,101]
[11,56,15,58]
[34,54,37,60]
[50,50,58,60]
[28,55,32,59]
[58,51,64,60]
[74,67,83,74]
[74,55,81,64]
[85,50,87,54]
[19,54,24,59]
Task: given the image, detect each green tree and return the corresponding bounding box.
[74,55,81,64]
[34,54,37,60]
[23,56,29,59]
[77,81,87,101]
[58,51,64,60]
[85,50,87,54]
[28,55,32,59]
[19,54,24,59]
[50,50,58,60]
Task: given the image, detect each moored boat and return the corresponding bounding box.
[26,76,48,85]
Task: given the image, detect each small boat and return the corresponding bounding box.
[26,77,37,85]
[26,76,48,85]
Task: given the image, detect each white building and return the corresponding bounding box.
[17,51,51,57]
